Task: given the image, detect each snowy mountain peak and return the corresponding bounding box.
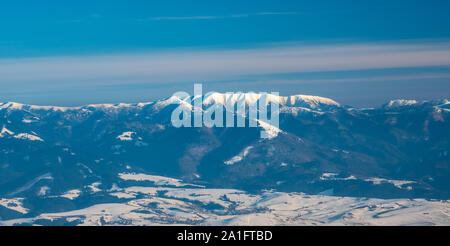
[286,95,340,108]
[200,93,340,110]
[0,101,154,113]
[3,96,449,115]
[383,99,450,110]
[151,93,341,113]
[385,99,419,109]
[0,102,25,110]
[0,102,74,112]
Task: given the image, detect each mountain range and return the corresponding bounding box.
[0,94,449,225]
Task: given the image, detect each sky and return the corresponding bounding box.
[1,0,450,107]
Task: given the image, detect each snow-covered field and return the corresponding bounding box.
[0,173,448,226]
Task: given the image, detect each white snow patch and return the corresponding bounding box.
[0,126,15,137]
[22,117,39,123]
[202,93,340,109]
[87,182,102,193]
[385,99,418,108]
[38,186,50,196]
[118,173,203,187]
[0,198,29,214]
[1,188,449,226]
[117,131,135,141]
[110,192,137,199]
[0,102,73,112]
[13,133,44,142]
[257,120,283,139]
[224,146,254,165]
[60,189,81,200]
[320,173,357,181]
[364,177,416,189]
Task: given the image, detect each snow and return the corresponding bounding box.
[22,116,40,123]
[60,189,82,200]
[117,131,135,141]
[87,182,102,193]
[29,105,73,112]
[153,95,193,112]
[136,102,152,107]
[110,191,137,199]
[203,92,263,107]
[318,173,414,190]
[115,133,147,146]
[224,146,253,165]
[0,102,73,112]
[13,133,44,142]
[288,95,340,108]
[0,101,155,114]
[280,106,325,115]
[202,93,340,109]
[118,173,203,187]
[385,99,418,108]
[1,187,448,226]
[162,188,245,208]
[0,126,14,137]
[0,102,26,110]
[320,173,357,181]
[364,177,416,189]
[257,119,283,139]
[38,186,50,196]
[149,93,341,114]
[0,173,446,226]
[0,198,29,214]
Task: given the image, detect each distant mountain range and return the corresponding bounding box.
[0,94,449,225]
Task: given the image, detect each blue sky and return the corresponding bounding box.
[1,0,450,106]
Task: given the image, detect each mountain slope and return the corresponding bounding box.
[0,94,449,222]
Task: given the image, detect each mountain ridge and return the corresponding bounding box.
[0,93,449,211]
[1,94,449,113]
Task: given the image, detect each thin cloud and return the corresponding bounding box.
[1,40,450,88]
[142,12,299,21]
[235,73,450,86]
[149,16,222,21]
[255,12,298,16]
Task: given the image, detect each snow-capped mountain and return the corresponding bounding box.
[0,94,449,225]
[200,93,341,109]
